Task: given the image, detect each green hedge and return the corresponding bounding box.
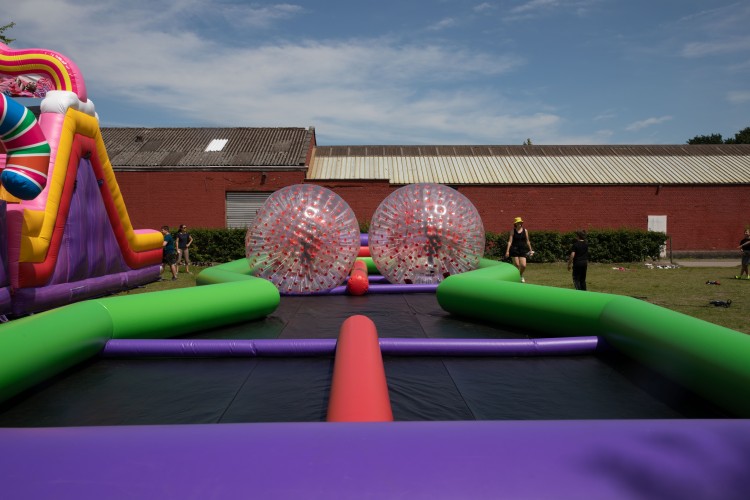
[175,228,247,264]
[485,228,667,263]
[179,227,666,264]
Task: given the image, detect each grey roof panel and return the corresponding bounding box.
[309,145,750,185]
[102,127,315,169]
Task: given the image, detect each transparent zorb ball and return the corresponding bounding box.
[245,184,360,294]
[368,183,484,285]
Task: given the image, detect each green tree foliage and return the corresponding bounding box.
[0,22,15,45]
[688,126,750,144]
[724,126,750,144]
[687,133,724,144]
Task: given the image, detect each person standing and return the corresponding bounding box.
[505,217,533,283]
[738,228,750,280]
[161,225,178,281]
[568,230,589,290]
[176,224,194,274]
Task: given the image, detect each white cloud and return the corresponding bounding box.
[473,3,496,13]
[7,0,546,144]
[510,0,560,16]
[727,90,750,104]
[681,36,750,58]
[625,116,673,132]
[593,110,617,121]
[503,0,599,21]
[4,0,673,145]
[427,18,457,31]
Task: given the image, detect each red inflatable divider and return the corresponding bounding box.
[327,315,394,422]
[357,246,370,257]
[346,259,369,295]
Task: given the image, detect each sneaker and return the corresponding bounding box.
[171,277,178,281]
[736,276,741,279]
[520,277,526,283]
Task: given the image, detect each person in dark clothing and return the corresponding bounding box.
[160,225,178,281]
[567,230,589,290]
[738,228,750,279]
[504,217,533,283]
[176,224,194,274]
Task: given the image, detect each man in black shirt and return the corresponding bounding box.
[568,230,589,290]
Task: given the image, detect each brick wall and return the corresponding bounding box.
[116,172,749,252]
[318,183,749,252]
[115,170,305,230]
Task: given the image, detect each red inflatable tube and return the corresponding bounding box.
[346,260,369,296]
[327,315,393,422]
[357,246,370,257]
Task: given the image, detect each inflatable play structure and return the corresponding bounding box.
[2,45,750,498]
[2,253,750,497]
[0,43,162,316]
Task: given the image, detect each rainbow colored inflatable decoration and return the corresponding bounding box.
[0,94,50,200]
[0,43,162,316]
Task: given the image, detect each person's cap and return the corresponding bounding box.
[514,217,524,224]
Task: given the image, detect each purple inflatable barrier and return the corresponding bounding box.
[11,266,159,315]
[2,419,748,499]
[102,338,337,357]
[101,337,599,358]
[282,282,438,296]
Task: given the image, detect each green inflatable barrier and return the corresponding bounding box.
[196,259,256,285]
[98,279,279,339]
[438,260,617,337]
[0,264,280,404]
[436,259,750,417]
[0,301,113,403]
[600,296,750,417]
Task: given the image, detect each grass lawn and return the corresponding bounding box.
[120,261,749,335]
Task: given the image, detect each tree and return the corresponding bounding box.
[724,126,750,144]
[687,126,750,145]
[687,133,724,144]
[0,22,15,45]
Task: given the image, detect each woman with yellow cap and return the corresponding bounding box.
[505,217,534,282]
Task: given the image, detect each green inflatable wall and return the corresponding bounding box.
[437,259,750,416]
[0,262,279,404]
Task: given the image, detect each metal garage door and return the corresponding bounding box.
[226,192,272,228]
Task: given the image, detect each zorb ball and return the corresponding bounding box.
[245,184,360,294]
[368,183,484,284]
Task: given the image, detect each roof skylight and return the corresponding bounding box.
[205,139,228,152]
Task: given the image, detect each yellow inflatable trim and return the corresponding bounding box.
[19,108,162,262]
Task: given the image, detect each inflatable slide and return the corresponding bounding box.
[0,43,162,316]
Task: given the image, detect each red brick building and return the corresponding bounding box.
[103,127,750,254]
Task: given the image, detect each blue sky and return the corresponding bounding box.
[6,0,750,145]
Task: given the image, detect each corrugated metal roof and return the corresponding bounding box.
[101,127,315,169]
[309,145,750,184]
